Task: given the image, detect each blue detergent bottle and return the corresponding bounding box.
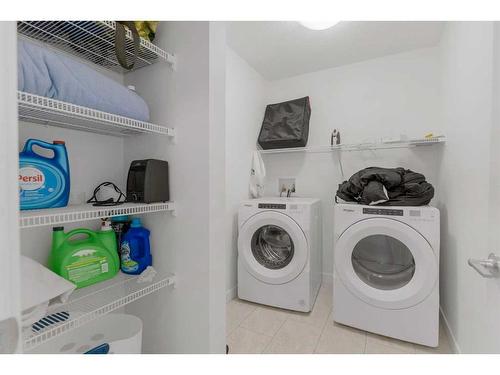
[120,218,152,275]
[19,139,70,210]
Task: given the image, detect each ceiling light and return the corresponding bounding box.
[298,21,340,31]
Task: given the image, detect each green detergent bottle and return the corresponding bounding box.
[49,225,120,289]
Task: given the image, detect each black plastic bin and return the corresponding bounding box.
[257,96,311,149]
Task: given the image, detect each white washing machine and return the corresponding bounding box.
[333,203,440,347]
[238,198,322,312]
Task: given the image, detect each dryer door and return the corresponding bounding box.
[335,218,437,309]
[238,211,308,285]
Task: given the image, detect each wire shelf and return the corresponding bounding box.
[258,137,446,154]
[23,271,176,351]
[18,91,175,137]
[20,202,175,229]
[17,21,175,73]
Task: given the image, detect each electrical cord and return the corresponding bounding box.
[87,182,127,206]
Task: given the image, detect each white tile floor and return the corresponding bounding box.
[227,284,453,354]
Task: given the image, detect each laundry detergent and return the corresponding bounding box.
[120,218,152,275]
[19,139,70,210]
[49,226,120,289]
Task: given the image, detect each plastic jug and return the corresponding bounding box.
[120,218,152,275]
[19,139,70,210]
[49,226,120,289]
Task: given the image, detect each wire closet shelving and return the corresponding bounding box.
[18,91,175,137]
[20,202,176,229]
[17,21,175,73]
[23,272,176,350]
[258,137,446,154]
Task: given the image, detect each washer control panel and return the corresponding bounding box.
[258,203,286,210]
[363,207,404,216]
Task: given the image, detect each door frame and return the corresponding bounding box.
[0,21,21,353]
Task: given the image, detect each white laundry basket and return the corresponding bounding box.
[28,313,142,354]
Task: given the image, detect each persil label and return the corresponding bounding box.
[19,167,45,191]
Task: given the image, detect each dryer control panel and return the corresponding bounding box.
[258,203,286,210]
[363,208,403,216]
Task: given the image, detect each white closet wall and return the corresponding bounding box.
[123,21,226,353]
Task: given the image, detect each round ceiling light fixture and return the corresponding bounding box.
[298,21,340,31]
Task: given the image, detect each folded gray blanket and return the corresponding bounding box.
[18,39,150,122]
[336,167,434,206]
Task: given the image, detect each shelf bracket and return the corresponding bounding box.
[168,274,177,289]
[170,202,178,217]
[170,128,177,144]
[166,53,177,71]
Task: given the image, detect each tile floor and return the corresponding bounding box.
[226,283,453,354]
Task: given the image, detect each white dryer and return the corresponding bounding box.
[238,198,322,312]
[333,203,440,347]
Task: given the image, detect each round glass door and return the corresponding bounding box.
[238,211,308,284]
[334,217,438,309]
[251,225,295,270]
[351,235,415,290]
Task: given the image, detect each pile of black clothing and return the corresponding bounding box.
[336,167,434,206]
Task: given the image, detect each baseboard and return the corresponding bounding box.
[226,286,237,303]
[440,306,461,354]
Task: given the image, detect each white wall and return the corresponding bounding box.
[263,47,443,281]
[225,47,267,298]
[124,21,226,353]
[437,21,500,354]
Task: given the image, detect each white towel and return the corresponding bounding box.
[20,256,76,327]
[249,151,266,198]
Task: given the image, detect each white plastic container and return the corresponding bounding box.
[27,313,142,354]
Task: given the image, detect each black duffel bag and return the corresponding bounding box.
[258,96,311,149]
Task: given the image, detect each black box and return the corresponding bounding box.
[127,159,169,203]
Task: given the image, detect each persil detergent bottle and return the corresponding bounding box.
[19,139,70,210]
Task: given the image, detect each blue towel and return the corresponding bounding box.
[18,39,150,122]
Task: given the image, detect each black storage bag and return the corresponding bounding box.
[258,96,311,149]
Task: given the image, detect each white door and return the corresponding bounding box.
[335,218,438,309]
[238,211,308,284]
[0,21,21,353]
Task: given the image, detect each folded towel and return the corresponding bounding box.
[20,256,76,327]
[18,39,150,122]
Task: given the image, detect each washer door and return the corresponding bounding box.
[335,218,437,309]
[238,211,308,285]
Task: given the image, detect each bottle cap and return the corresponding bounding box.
[112,215,130,223]
[130,218,142,228]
